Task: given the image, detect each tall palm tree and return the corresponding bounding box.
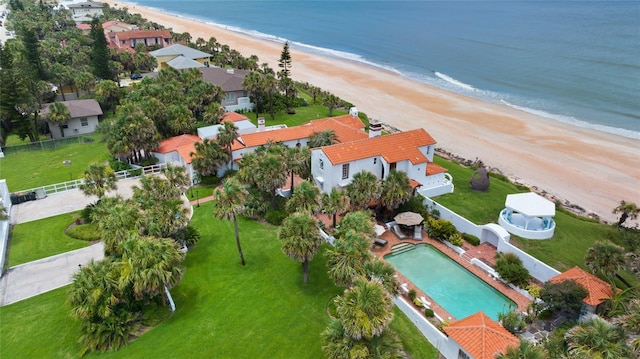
[336,211,376,240]
[79,163,117,200]
[346,170,381,211]
[308,129,338,148]
[363,260,399,296]
[335,278,394,340]
[326,231,373,288]
[322,188,350,228]
[613,200,640,227]
[279,211,323,284]
[584,240,627,280]
[286,180,321,214]
[286,146,311,191]
[498,339,548,359]
[217,121,239,168]
[118,235,185,303]
[611,298,640,354]
[45,101,71,138]
[162,163,190,193]
[379,169,412,214]
[91,197,141,257]
[94,79,120,114]
[565,318,631,359]
[212,178,248,266]
[191,138,229,177]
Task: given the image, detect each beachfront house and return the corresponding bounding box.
[310,125,454,196]
[109,29,173,53]
[150,44,213,70]
[200,68,254,112]
[151,134,201,184]
[66,1,104,24]
[41,99,103,140]
[77,20,136,35]
[197,112,257,140]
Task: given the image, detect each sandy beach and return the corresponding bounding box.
[107,1,639,224]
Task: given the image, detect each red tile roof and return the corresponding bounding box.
[115,29,172,41]
[221,112,250,123]
[444,312,519,359]
[426,162,447,176]
[231,115,366,151]
[155,134,202,164]
[322,128,436,165]
[549,266,616,306]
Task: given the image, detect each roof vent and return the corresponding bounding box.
[349,107,358,117]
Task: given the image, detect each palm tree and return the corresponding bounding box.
[611,298,640,353]
[94,79,120,114]
[336,211,376,240]
[565,318,631,359]
[286,180,320,214]
[308,129,338,148]
[162,163,190,193]
[322,188,350,228]
[322,92,342,116]
[91,196,141,257]
[335,278,394,340]
[286,146,311,191]
[279,211,323,284]
[191,138,229,177]
[363,260,399,296]
[613,200,640,227]
[379,169,412,214]
[498,339,548,359]
[326,231,374,287]
[584,240,627,280]
[118,235,185,303]
[45,101,71,138]
[217,121,239,168]
[79,163,117,200]
[212,178,248,266]
[346,170,381,211]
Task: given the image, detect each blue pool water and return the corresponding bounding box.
[385,244,515,321]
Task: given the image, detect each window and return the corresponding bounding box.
[373,157,377,164]
[319,159,324,170]
[225,92,236,104]
[342,164,349,179]
[62,124,69,129]
[457,350,470,359]
[390,162,397,171]
[80,118,88,126]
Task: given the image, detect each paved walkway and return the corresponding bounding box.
[0,243,104,306]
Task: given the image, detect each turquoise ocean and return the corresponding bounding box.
[128,1,640,139]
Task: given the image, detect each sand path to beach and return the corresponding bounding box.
[107,1,639,224]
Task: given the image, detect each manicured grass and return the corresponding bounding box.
[243,104,349,128]
[432,156,637,285]
[0,135,111,192]
[390,307,440,358]
[8,211,89,267]
[0,202,437,358]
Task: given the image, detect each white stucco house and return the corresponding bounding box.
[311,126,454,196]
[66,1,105,24]
[197,112,257,140]
[151,134,201,184]
[41,99,103,140]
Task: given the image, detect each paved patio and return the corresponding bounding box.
[372,226,531,323]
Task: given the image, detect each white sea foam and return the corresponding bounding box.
[434,72,476,92]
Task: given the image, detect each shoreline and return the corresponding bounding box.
[105,0,640,224]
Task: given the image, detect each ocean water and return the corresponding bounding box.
[128,0,640,139]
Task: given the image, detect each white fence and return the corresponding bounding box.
[0,180,11,275]
[420,195,560,283]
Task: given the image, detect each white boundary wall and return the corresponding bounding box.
[0,180,12,275]
[421,196,560,283]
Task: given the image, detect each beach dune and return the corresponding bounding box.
[107,1,639,224]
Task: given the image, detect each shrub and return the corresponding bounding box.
[408,289,417,301]
[396,196,429,222]
[81,203,97,223]
[199,175,221,186]
[128,168,142,177]
[426,217,457,241]
[527,283,542,298]
[462,233,480,246]
[265,209,287,225]
[109,159,131,172]
[66,223,100,241]
[424,308,434,318]
[540,280,588,319]
[448,232,463,246]
[498,310,526,334]
[412,298,423,307]
[495,252,530,288]
[173,225,200,248]
[140,157,159,166]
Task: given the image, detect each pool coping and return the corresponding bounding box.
[372,228,532,323]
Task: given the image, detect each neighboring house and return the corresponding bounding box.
[41,99,103,139]
[77,20,136,35]
[549,266,618,313]
[443,312,519,359]
[66,1,104,23]
[311,125,454,196]
[200,68,253,112]
[151,134,201,184]
[150,44,213,70]
[197,112,257,140]
[111,29,172,52]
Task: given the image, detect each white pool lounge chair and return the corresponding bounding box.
[413,226,422,240]
[392,224,407,239]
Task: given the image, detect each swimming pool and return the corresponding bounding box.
[384,244,515,321]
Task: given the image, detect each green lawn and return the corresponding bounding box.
[0,135,111,192]
[0,202,438,358]
[432,156,637,285]
[8,212,90,267]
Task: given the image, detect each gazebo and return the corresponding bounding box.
[498,192,556,239]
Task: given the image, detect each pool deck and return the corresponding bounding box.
[372,227,531,323]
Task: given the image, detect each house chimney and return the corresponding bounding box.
[349,107,358,117]
[227,68,234,74]
[369,119,382,138]
[257,117,265,131]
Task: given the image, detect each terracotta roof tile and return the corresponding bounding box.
[155,134,202,164]
[549,266,616,306]
[322,128,436,165]
[444,312,519,359]
[426,162,447,176]
[231,115,366,151]
[221,112,250,123]
[115,29,172,41]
